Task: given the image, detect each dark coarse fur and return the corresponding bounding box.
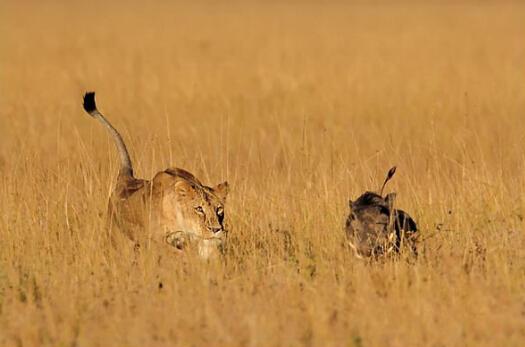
[345,168,418,258]
[352,191,389,211]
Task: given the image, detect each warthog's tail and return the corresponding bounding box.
[83,92,134,177]
[379,166,397,196]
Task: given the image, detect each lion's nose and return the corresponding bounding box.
[209,226,222,234]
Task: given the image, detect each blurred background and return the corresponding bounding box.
[0,1,524,346]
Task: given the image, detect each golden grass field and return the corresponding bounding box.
[1,1,524,346]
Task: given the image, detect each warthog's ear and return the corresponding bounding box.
[214,181,229,201]
[174,180,196,199]
[385,193,397,210]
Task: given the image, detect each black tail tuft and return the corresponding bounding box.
[386,166,397,181]
[83,92,97,113]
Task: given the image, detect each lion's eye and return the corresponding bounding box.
[217,207,224,216]
[194,206,204,214]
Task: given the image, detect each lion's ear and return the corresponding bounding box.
[214,181,229,201]
[174,180,196,199]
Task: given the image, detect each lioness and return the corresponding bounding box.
[345,167,418,258]
[82,92,228,259]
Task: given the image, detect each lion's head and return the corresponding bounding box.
[152,168,228,259]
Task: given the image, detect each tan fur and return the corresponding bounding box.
[83,92,228,259]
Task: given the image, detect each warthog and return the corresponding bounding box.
[345,167,418,258]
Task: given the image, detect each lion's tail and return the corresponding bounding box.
[83,92,134,177]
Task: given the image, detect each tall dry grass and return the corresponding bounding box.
[0,1,524,346]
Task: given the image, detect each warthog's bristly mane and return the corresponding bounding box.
[352,191,387,210]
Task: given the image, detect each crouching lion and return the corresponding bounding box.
[82,92,228,259]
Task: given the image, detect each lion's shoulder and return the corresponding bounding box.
[163,167,202,184]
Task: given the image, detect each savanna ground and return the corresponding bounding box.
[1,1,524,346]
